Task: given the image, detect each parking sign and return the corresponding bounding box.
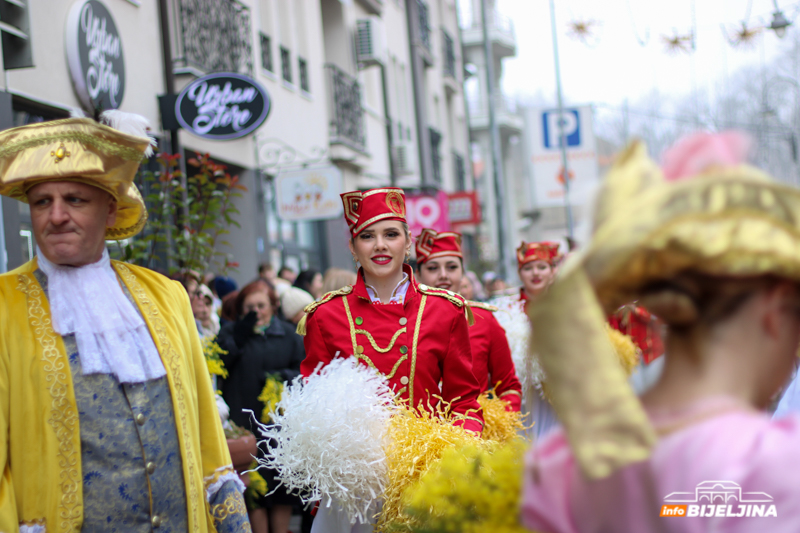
[525,105,598,208]
[542,109,580,149]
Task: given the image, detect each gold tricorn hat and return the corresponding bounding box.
[0,115,154,240]
[530,137,800,480]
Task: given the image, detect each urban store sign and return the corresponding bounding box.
[66,0,125,112]
[176,73,271,140]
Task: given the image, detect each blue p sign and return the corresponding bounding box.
[543,109,580,149]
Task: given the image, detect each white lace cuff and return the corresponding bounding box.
[205,465,246,502]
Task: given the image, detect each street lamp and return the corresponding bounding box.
[548,0,575,238]
[769,1,791,38]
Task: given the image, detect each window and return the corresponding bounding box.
[260,33,273,72]
[453,151,466,191]
[429,127,442,185]
[280,46,292,83]
[442,30,456,78]
[0,0,33,69]
[298,57,309,92]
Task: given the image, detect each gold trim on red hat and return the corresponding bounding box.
[415,228,463,264]
[516,241,560,268]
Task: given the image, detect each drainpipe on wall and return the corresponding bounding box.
[480,0,509,279]
[405,0,434,187]
[379,63,396,186]
[158,0,181,159]
[158,0,188,271]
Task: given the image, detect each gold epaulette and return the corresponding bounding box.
[296,285,353,335]
[417,284,474,326]
[467,300,499,313]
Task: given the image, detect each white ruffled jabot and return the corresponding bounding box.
[37,248,166,383]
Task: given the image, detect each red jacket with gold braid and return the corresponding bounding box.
[468,302,522,412]
[299,265,484,433]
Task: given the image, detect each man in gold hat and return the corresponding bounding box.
[0,114,250,532]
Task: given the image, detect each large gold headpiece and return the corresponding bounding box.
[530,136,800,479]
[0,116,153,240]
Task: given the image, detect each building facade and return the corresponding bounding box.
[460,0,524,276]
[0,0,472,286]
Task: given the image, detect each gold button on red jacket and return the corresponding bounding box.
[299,265,484,433]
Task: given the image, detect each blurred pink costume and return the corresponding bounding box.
[521,396,800,532]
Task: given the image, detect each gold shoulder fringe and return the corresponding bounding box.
[295,285,353,336]
[417,285,474,326]
[467,300,499,313]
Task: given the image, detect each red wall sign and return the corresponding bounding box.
[447,191,481,226]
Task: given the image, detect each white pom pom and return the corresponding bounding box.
[100,110,157,157]
[493,295,544,393]
[253,357,395,524]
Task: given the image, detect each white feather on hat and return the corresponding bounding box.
[100,110,157,157]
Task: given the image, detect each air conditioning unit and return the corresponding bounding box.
[392,144,415,175]
[356,16,385,67]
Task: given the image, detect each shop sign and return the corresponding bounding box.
[406,191,451,236]
[447,191,482,226]
[176,73,271,140]
[276,166,343,221]
[66,0,125,112]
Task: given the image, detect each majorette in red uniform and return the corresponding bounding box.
[493,240,561,439]
[515,241,561,310]
[414,228,522,412]
[298,188,484,434]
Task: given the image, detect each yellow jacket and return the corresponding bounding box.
[0,258,232,532]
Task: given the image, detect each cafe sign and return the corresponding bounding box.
[276,166,343,221]
[176,73,271,140]
[66,0,125,112]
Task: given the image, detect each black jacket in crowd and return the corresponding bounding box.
[216,315,306,429]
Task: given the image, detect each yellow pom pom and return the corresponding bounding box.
[202,337,229,378]
[400,439,535,533]
[478,391,526,443]
[247,462,269,497]
[258,374,285,423]
[605,325,639,375]
[378,400,487,532]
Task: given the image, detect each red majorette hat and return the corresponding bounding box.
[341,187,407,237]
[516,241,560,269]
[415,228,463,264]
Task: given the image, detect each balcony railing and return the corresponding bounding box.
[325,64,366,152]
[442,29,456,78]
[467,93,518,116]
[460,8,516,45]
[174,0,253,75]
[489,9,514,37]
[418,0,431,53]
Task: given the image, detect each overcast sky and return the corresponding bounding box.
[483,0,797,109]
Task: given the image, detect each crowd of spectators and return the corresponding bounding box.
[172,262,360,533]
